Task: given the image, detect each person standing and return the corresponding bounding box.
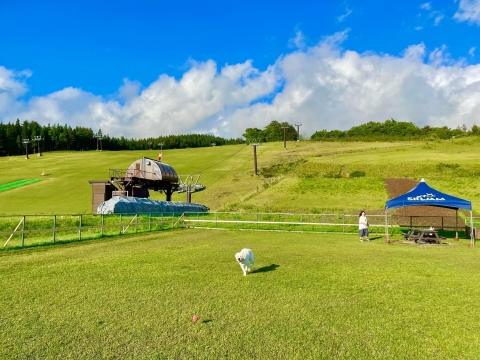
[359,210,370,242]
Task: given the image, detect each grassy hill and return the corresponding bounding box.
[1,137,480,215]
[3,140,480,359]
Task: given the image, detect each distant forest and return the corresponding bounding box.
[0,118,478,156]
[310,119,480,141]
[0,119,243,156]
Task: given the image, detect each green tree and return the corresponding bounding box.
[243,127,265,142]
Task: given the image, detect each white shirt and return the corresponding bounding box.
[359,215,368,230]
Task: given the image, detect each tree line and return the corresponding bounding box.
[311,119,480,141]
[0,119,244,156]
[1,118,479,156]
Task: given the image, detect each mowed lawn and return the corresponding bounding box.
[1,229,480,359]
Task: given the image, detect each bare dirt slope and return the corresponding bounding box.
[384,178,461,228]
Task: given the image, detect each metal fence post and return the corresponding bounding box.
[53,215,56,243]
[79,215,82,240]
[101,214,104,237]
[120,214,122,235]
[21,216,25,248]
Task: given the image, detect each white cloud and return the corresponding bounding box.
[0,67,31,117]
[402,43,427,62]
[454,0,480,24]
[2,31,480,140]
[337,6,353,23]
[419,2,445,26]
[288,31,306,49]
[434,14,445,25]
[420,2,432,11]
[469,46,476,56]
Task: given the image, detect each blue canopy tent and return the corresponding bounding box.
[385,179,474,245]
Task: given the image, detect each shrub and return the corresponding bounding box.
[349,170,366,178]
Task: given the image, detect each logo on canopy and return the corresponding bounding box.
[407,193,445,201]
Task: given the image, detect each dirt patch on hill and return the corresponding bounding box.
[384,178,462,228]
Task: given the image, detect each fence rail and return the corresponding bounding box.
[183,213,387,234]
[1,212,477,249]
[183,213,475,234]
[1,213,186,249]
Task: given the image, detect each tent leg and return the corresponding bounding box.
[471,211,474,247]
[385,210,390,243]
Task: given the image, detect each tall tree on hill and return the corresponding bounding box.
[243,127,265,142]
[263,120,297,142]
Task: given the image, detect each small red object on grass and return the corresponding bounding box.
[193,315,199,323]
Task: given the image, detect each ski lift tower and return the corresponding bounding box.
[249,139,261,176]
[23,138,31,159]
[94,132,103,151]
[177,175,206,202]
[282,125,289,150]
[294,122,302,142]
[33,135,43,156]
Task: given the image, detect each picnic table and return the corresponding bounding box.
[402,228,447,244]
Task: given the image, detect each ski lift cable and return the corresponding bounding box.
[192,144,249,175]
[205,151,252,188]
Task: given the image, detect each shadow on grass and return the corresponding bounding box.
[252,264,280,274]
[369,236,384,241]
[201,319,213,324]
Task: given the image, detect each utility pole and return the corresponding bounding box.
[249,140,261,176]
[23,139,31,159]
[294,122,302,142]
[282,125,288,150]
[94,132,103,151]
[33,135,43,156]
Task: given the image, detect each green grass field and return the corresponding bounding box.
[1,229,479,359]
[1,137,480,215]
[1,139,480,359]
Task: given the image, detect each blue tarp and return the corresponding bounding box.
[385,179,472,210]
[97,196,210,214]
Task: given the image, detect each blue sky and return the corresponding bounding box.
[1,0,480,139]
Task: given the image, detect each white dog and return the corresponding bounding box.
[235,248,256,276]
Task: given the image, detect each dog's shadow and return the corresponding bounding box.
[252,264,280,274]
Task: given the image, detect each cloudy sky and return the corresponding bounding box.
[1,0,480,139]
